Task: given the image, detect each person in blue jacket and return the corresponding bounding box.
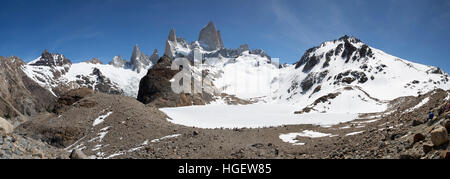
[428,111,434,121]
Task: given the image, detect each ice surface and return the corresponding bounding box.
[161,104,358,129]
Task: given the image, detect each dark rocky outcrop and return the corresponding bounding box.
[334,70,368,85]
[72,68,123,95]
[302,55,320,73]
[341,39,358,63]
[29,50,72,67]
[0,56,56,118]
[300,71,329,93]
[295,47,318,69]
[137,56,214,107]
[53,88,95,114]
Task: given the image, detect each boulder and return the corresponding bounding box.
[410,133,425,144]
[70,149,89,159]
[440,150,450,159]
[443,119,450,132]
[430,127,448,146]
[412,119,424,126]
[0,117,13,137]
[193,130,199,136]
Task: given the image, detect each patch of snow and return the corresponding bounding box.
[279,133,305,146]
[88,127,110,143]
[287,130,334,138]
[345,131,364,136]
[93,112,113,126]
[150,134,181,143]
[64,136,88,151]
[105,151,125,159]
[404,97,430,113]
[92,144,102,151]
[352,119,379,124]
[338,125,351,129]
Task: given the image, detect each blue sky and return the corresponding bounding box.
[0,0,449,72]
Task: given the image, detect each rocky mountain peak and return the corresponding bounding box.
[131,45,141,61]
[129,44,151,73]
[168,28,177,42]
[85,57,102,64]
[109,55,127,68]
[29,50,72,67]
[164,28,177,58]
[150,49,159,64]
[295,35,373,71]
[198,21,224,51]
[337,35,361,44]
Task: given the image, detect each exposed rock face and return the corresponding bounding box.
[0,117,13,137]
[15,89,96,148]
[162,22,269,63]
[128,45,152,73]
[109,55,127,68]
[0,56,56,118]
[72,68,123,96]
[28,50,72,81]
[164,28,179,59]
[298,71,329,93]
[84,57,102,64]
[168,28,177,42]
[198,21,224,51]
[137,56,214,107]
[108,45,153,73]
[22,50,76,96]
[53,88,95,114]
[70,149,89,159]
[29,50,72,68]
[149,49,160,65]
[90,68,123,95]
[334,70,368,85]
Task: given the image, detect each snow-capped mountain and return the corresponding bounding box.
[22,46,155,97]
[265,36,448,113]
[144,22,449,115]
[163,21,270,61]
[165,33,449,114]
[20,22,449,116]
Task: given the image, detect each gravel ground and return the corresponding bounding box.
[8,89,450,159]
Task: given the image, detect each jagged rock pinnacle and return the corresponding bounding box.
[198,21,224,51]
[150,49,159,64]
[164,28,177,58]
[168,28,177,42]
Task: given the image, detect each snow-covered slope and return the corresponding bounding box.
[272,36,449,113]
[161,25,449,116]
[64,63,147,97]
[22,48,152,97]
[160,35,449,129]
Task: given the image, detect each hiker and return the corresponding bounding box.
[445,103,450,112]
[428,111,434,121]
